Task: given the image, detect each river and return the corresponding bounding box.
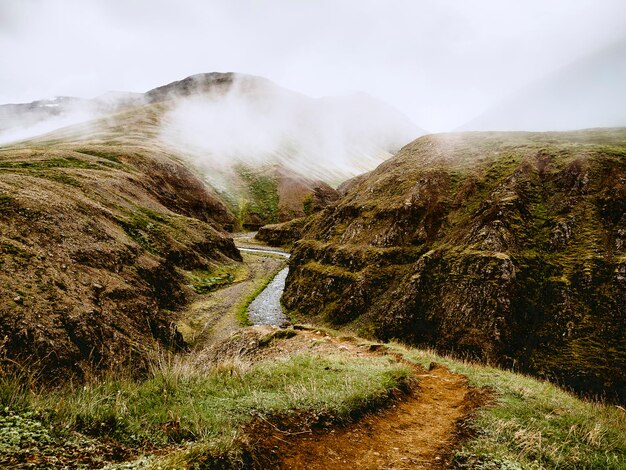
[238,247,290,327]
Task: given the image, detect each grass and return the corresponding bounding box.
[235,165,280,224]
[386,343,626,469]
[2,324,624,468]
[0,352,412,467]
[75,147,122,164]
[187,269,235,294]
[0,157,101,170]
[0,194,15,207]
[113,211,167,255]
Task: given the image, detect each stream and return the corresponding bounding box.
[238,247,291,327]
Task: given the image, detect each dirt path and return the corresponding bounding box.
[179,233,483,468]
[274,365,471,469]
[242,328,482,469]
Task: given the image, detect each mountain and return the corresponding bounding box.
[461,39,626,131]
[2,73,423,228]
[0,72,422,380]
[282,128,626,401]
[0,139,240,382]
[153,73,424,197]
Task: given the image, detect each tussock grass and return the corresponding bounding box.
[389,344,626,469]
[1,351,411,467]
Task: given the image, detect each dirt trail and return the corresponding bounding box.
[245,329,482,469]
[275,365,471,469]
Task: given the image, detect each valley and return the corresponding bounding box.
[0,74,624,469]
[3,233,623,468]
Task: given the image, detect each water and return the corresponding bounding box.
[247,267,290,327]
[238,245,290,327]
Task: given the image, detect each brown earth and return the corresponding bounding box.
[213,327,488,469]
[272,365,476,469]
[0,142,240,383]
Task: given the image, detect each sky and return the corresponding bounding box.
[1,0,625,132]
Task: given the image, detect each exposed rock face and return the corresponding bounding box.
[283,129,626,401]
[0,143,241,383]
[256,218,308,247]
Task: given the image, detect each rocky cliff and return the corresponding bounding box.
[283,128,626,401]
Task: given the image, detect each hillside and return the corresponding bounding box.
[0,139,240,382]
[282,128,626,401]
[2,324,624,468]
[0,71,422,381]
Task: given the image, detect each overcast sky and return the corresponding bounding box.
[1,0,625,131]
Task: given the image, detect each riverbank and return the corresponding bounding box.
[176,234,288,348]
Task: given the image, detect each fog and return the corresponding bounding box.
[0,92,144,145]
[158,75,420,184]
[2,0,626,132]
[0,106,97,145]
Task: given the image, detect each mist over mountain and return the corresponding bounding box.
[0,73,423,185]
[461,39,626,131]
[0,73,423,229]
[0,92,143,144]
[157,73,423,185]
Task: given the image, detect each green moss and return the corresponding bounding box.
[0,240,33,259]
[0,157,100,170]
[114,210,168,255]
[0,194,15,208]
[75,148,122,163]
[303,193,314,216]
[187,266,235,294]
[40,173,82,187]
[235,165,279,224]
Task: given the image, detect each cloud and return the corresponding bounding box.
[1,1,625,131]
[158,75,421,185]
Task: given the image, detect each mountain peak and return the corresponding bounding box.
[144,72,277,102]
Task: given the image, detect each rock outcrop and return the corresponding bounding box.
[256,218,308,247]
[283,129,626,401]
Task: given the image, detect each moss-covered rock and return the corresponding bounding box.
[256,217,309,247]
[283,129,626,402]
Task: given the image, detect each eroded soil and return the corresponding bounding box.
[232,327,487,469]
[273,365,474,469]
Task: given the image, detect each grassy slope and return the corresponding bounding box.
[24,102,331,230]
[0,135,241,382]
[393,344,626,469]
[0,341,412,468]
[1,327,623,468]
